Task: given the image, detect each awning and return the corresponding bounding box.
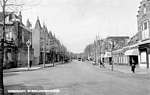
[124,49,138,56]
[138,39,150,46]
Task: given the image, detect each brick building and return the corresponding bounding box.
[137,0,150,68]
[0,12,33,68]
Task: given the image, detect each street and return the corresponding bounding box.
[4,60,150,95]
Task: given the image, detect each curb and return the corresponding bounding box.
[3,67,42,73]
[3,62,63,73]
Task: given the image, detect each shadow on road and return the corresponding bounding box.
[4,84,46,95]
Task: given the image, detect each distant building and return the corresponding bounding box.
[106,36,129,51]
[103,36,129,64]
[32,17,59,64]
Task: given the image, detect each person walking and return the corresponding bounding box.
[100,58,105,68]
[131,58,136,73]
[99,59,103,68]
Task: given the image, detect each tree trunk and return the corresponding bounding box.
[0,40,4,95]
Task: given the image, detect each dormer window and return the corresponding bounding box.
[144,8,147,14]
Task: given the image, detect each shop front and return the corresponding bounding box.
[124,48,139,66]
[138,43,150,69]
[103,52,112,65]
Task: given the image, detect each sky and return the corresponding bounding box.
[21,0,140,53]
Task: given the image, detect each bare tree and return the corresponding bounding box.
[0,0,41,13]
[0,0,41,94]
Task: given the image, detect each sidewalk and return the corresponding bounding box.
[88,61,150,74]
[104,63,150,74]
[3,63,59,73]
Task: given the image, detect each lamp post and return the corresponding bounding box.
[26,40,31,70]
[111,40,114,71]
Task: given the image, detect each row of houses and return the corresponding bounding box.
[84,0,150,69]
[0,12,68,69]
[32,17,69,65]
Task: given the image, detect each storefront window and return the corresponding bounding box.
[141,52,146,63]
[143,22,148,30]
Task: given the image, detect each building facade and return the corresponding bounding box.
[103,36,129,65]
[32,18,63,65]
[32,17,42,65]
[137,0,150,68]
[0,12,33,68]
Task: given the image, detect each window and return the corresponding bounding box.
[141,52,146,63]
[140,25,143,31]
[144,21,148,30]
[142,20,149,40]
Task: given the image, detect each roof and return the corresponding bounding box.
[127,32,140,46]
[0,12,10,22]
[34,17,42,29]
[0,12,22,25]
[106,36,129,40]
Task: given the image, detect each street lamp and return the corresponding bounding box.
[26,40,31,70]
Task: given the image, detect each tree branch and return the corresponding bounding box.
[6,3,24,6]
[0,1,2,7]
[5,0,9,3]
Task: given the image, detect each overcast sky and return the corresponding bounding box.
[22,0,140,53]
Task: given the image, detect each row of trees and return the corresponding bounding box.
[83,35,129,63]
[0,0,73,94]
[83,37,106,61]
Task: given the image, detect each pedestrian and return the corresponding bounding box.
[131,58,136,73]
[99,59,102,68]
[102,61,105,68]
[100,58,105,68]
[98,59,102,68]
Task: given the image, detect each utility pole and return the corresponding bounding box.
[94,40,97,65]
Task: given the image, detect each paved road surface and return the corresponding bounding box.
[4,60,150,95]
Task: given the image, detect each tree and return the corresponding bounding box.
[0,0,8,94]
[0,0,40,94]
